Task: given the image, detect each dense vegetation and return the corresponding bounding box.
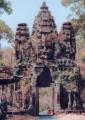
[61,0,85,50]
[0,0,14,65]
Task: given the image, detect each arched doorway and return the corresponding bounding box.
[35,66,55,116]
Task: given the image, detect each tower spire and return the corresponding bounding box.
[41,1,47,8]
[32,2,57,36]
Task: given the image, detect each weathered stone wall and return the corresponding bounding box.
[13,2,83,112]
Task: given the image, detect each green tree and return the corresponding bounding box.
[0,0,14,43]
[0,0,13,41]
[61,0,84,16]
[61,0,85,50]
[0,20,14,64]
[0,0,12,15]
[0,20,14,41]
[0,0,14,64]
[61,0,85,31]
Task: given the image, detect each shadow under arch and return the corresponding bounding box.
[36,66,52,87]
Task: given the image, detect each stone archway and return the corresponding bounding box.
[34,66,55,116]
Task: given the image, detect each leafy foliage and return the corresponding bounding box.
[0,0,14,42]
[0,0,12,15]
[61,0,84,16]
[0,0,13,61]
[61,0,85,50]
[0,20,14,41]
[76,33,85,50]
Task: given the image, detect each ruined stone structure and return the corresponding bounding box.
[0,65,16,104]
[0,2,84,115]
[15,23,30,62]
[13,2,83,114]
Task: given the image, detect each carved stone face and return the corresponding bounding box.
[36,40,62,60]
[45,41,55,60]
[54,41,61,58]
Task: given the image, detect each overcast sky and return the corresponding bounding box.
[1,0,70,47]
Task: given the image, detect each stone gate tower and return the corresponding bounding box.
[14,2,81,115]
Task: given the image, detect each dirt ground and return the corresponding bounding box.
[57,113,85,120]
[7,115,34,120]
[7,113,85,120]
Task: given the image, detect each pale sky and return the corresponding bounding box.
[0,0,70,47]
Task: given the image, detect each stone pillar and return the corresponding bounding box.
[6,85,10,103]
[0,86,2,102]
[52,84,55,115]
[54,83,61,112]
[10,85,13,104]
[21,90,25,109]
[68,92,71,110]
[35,87,39,116]
[31,71,39,116]
[73,92,76,109]
[13,83,17,106]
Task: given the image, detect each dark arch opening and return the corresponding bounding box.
[36,66,52,87]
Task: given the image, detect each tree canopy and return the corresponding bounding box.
[61,0,85,28]
[0,0,13,63]
[0,0,14,42]
[0,0,12,15]
[61,0,84,16]
[0,20,14,42]
[61,0,85,50]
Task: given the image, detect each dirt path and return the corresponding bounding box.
[7,114,85,120]
[7,115,34,120]
[57,114,85,120]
